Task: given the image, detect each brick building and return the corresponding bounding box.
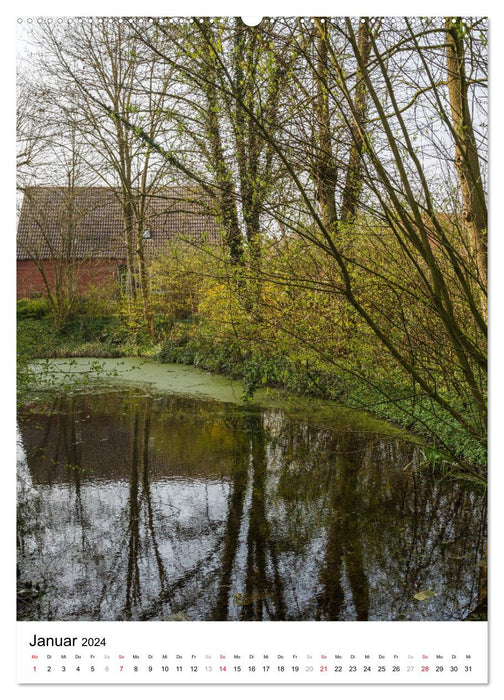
[17,186,221,299]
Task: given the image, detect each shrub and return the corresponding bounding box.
[17,298,51,320]
[149,243,214,322]
[81,280,121,319]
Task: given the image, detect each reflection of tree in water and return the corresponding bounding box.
[316,434,370,620]
[243,414,286,620]
[385,473,488,621]
[124,402,172,619]
[124,410,141,615]
[18,392,487,621]
[17,396,95,619]
[17,395,173,619]
[269,422,487,621]
[212,411,286,620]
[17,446,43,620]
[212,440,248,620]
[140,406,170,599]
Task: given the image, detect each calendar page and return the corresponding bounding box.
[13,0,491,692]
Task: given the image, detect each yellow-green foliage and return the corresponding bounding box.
[149,243,215,321]
[81,279,121,318]
[149,218,486,455]
[195,235,383,375]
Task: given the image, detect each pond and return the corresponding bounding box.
[17,361,486,622]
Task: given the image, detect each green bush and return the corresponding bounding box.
[17,298,51,320]
[149,244,212,322]
[81,281,121,319]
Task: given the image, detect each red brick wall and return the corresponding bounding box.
[17,259,125,300]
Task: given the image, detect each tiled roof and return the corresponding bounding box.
[17,186,222,260]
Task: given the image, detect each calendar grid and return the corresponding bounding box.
[18,621,488,684]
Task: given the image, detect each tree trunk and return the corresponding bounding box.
[136,216,154,336]
[445,17,487,284]
[314,23,339,230]
[202,20,244,267]
[122,194,137,299]
[340,18,371,225]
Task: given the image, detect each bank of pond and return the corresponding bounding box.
[17,359,487,622]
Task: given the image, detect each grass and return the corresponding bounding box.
[17,315,159,359]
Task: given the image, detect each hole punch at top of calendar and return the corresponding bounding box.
[241,17,263,26]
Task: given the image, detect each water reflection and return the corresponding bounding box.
[17,390,486,621]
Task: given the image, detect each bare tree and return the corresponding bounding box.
[17,135,93,328]
[28,19,177,334]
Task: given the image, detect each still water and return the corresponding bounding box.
[17,366,486,622]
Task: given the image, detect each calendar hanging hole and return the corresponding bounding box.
[241,17,262,27]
